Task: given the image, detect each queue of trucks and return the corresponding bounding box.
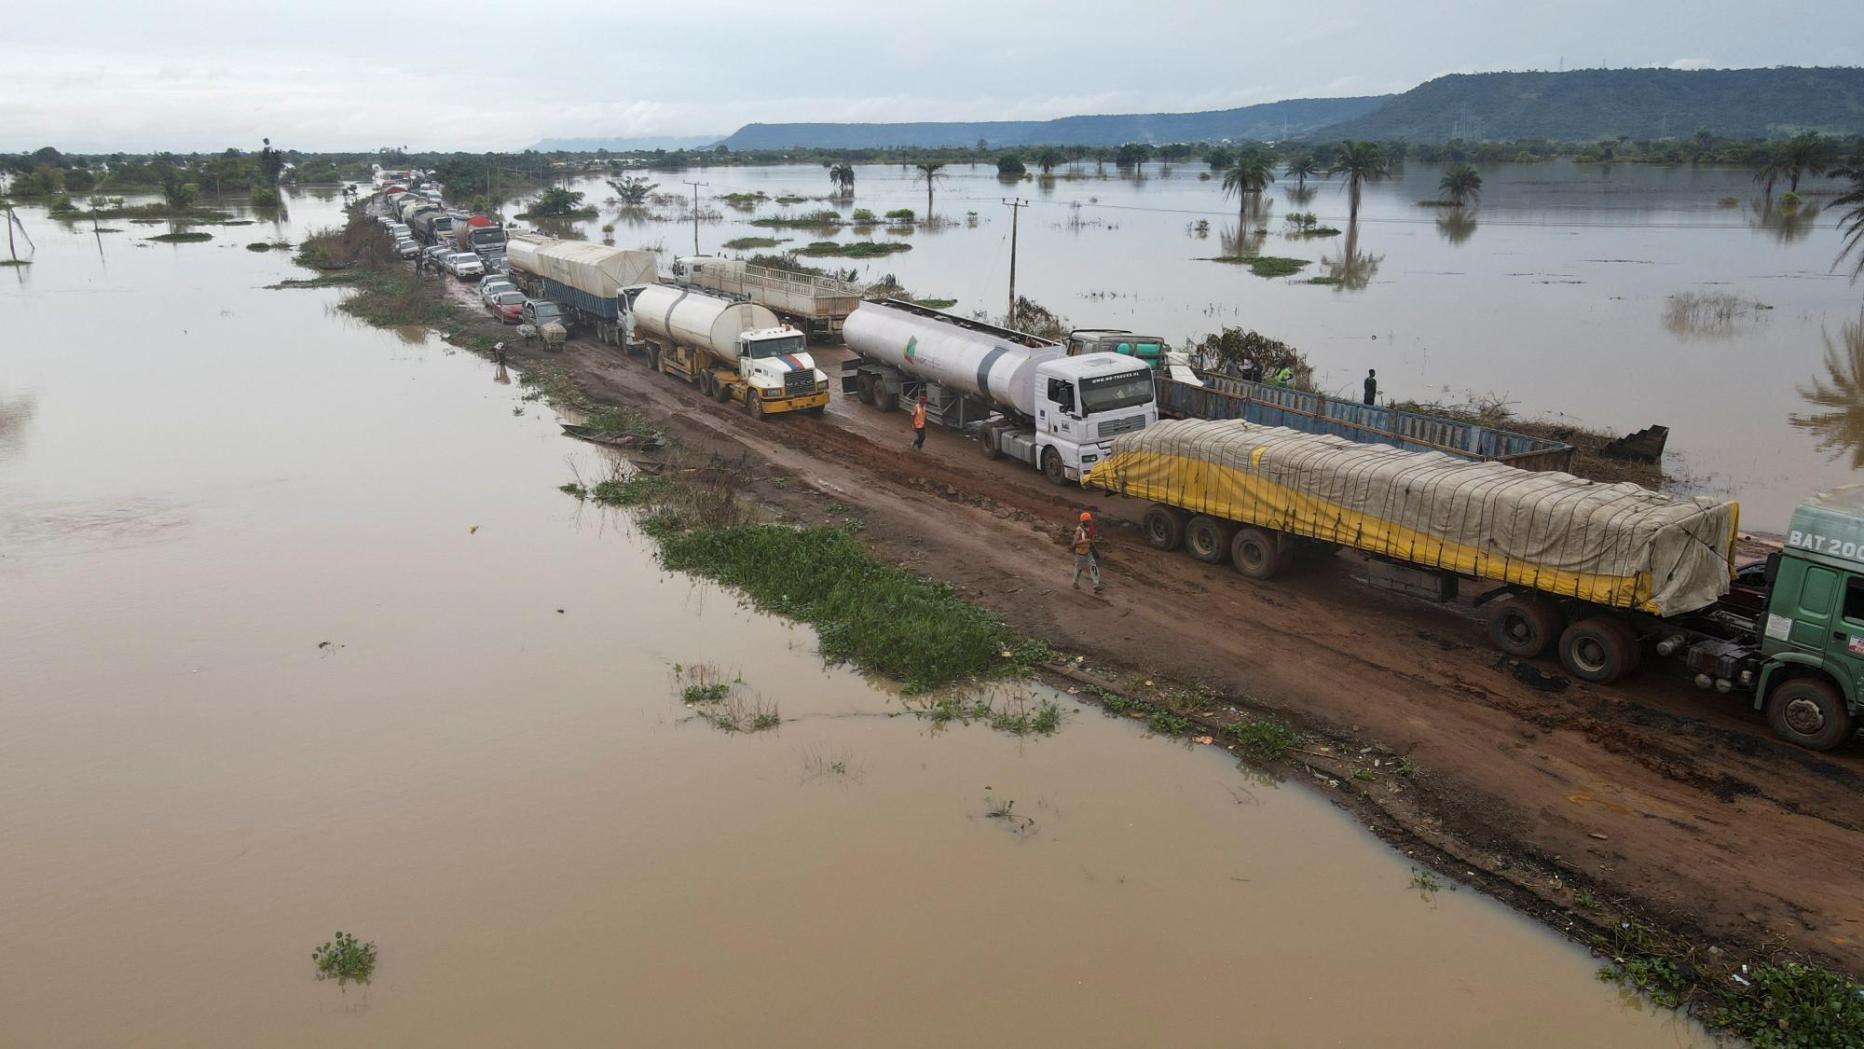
[365,183,1863,752]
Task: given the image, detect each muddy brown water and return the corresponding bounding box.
[556,159,1862,531]
[1,193,1714,1045]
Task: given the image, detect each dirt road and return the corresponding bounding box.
[450,273,1864,979]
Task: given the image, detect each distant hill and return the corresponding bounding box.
[530,135,724,152]
[715,96,1388,150]
[1312,67,1864,143]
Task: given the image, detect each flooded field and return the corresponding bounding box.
[0,196,1718,1044]
[539,159,1863,529]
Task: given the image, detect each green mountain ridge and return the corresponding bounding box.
[1310,67,1864,143]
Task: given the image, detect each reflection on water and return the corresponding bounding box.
[1321,221,1382,290]
[0,391,36,453]
[1662,290,1773,340]
[1436,207,1479,245]
[1793,313,1864,467]
[1748,199,1823,244]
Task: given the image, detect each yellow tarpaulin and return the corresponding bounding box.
[1085,419,1737,616]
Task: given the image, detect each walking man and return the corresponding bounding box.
[1363,368,1378,406]
[911,391,928,451]
[1072,511,1103,593]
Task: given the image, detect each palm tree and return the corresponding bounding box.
[1222,150,1276,229]
[1754,148,1786,204]
[1283,154,1319,189]
[1034,148,1065,176]
[1778,133,1829,193]
[1438,163,1483,206]
[1834,154,1864,280]
[828,163,855,196]
[1792,313,1864,466]
[913,162,947,218]
[1328,140,1387,223]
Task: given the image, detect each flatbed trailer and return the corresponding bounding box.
[672,257,863,344]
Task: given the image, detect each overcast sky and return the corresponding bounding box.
[5,0,1862,153]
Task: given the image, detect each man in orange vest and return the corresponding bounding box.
[911,391,928,451]
[1072,511,1102,592]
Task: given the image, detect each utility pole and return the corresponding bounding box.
[1001,197,1027,324]
[684,179,708,255]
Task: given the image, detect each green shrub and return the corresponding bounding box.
[312,931,377,986]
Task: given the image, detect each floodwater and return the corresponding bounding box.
[0,193,1719,1046]
[545,158,1864,530]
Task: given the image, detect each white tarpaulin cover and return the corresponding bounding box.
[507,236,657,299]
[1086,419,1737,615]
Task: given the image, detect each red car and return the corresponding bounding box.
[486,290,526,324]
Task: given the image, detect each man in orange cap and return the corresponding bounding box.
[1071,510,1102,593]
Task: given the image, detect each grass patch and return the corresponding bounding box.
[1705,963,1864,1045]
[722,236,784,250]
[581,405,657,439]
[590,474,673,507]
[515,206,597,220]
[312,931,377,987]
[245,241,290,252]
[796,240,911,259]
[1204,254,1311,277]
[654,525,1043,692]
[0,259,29,267]
[1408,869,1443,895]
[750,209,843,229]
[148,231,212,243]
[1229,716,1300,761]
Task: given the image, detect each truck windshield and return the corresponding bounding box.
[532,303,562,322]
[747,335,805,359]
[1079,371,1155,413]
[471,229,506,247]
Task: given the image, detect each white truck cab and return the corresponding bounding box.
[738,327,830,407]
[1030,353,1158,483]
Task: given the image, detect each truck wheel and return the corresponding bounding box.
[745,395,766,421]
[714,376,732,404]
[874,385,898,413]
[645,345,661,372]
[1230,527,1281,579]
[1141,504,1185,551]
[1766,677,1855,751]
[1558,617,1635,684]
[856,373,876,406]
[978,422,1002,460]
[698,370,715,398]
[1041,447,1068,485]
[1486,594,1562,659]
[1184,515,1235,564]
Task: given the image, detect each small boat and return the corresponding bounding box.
[560,424,665,452]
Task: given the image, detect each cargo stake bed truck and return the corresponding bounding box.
[506,235,658,346]
[841,299,1158,485]
[623,284,830,418]
[1085,418,1864,751]
[671,256,864,344]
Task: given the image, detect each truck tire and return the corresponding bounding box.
[856,373,876,406]
[1557,617,1635,684]
[713,376,732,404]
[1230,527,1281,579]
[645,345,661,372]
[978,422,1002,460]
[1184,515,1235,564]
[1041,447,1068,486]
[1766,676,1855,751]
[1141,504,1185,551]
[745,394,766,420]
[1486,594,1562,659]
[699,370,716,398]
[874,385,898,413]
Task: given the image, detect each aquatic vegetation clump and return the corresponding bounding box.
[312,931,377,986]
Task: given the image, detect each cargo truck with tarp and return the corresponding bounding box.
[1085,418,1864,750]
[507,235,658,345]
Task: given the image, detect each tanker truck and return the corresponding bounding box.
[506,235,657,346]
[840,299,1157,485]
[1085,418,1864,751]
[621,284,830,418]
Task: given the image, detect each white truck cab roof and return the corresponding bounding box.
[1038,351,1153,381]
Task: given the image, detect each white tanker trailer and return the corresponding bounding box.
[622,284,830,418]
[841,299,1158,484]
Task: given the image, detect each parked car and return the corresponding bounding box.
[422,244,452,267]
[478,279,516,306]
[486,289,526,323]
[444,252,485,279]
[395,238,420,258]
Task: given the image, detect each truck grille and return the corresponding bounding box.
[783,371,815,397]
[1098,414,1146,439]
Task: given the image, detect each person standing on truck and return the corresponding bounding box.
[1363,368,1378,406]
[1072,511,1103,593]
[911,392,928,451]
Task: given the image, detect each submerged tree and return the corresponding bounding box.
[607,175,658,206]
[913,162,947,219]
[527,186,586,216]
[1328,140,1388,223]
[1792,313,1864,467]
[1222,150,1276,232]
[828,163,856,196]
[1283,153,1319,189]
[1833,150,1864,281]
[1778,132,1830,193]
[1438,163,1483,206]
[1034,147,1066,176]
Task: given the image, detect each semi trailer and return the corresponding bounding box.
[1085,418,1864,751]
[506,235,657,345]
[450,215,507,257]
[623,284,830,418]
[840,299,1157,484]
[670,256,865,343]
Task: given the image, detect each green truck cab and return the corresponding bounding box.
[1752,486,1864,750]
